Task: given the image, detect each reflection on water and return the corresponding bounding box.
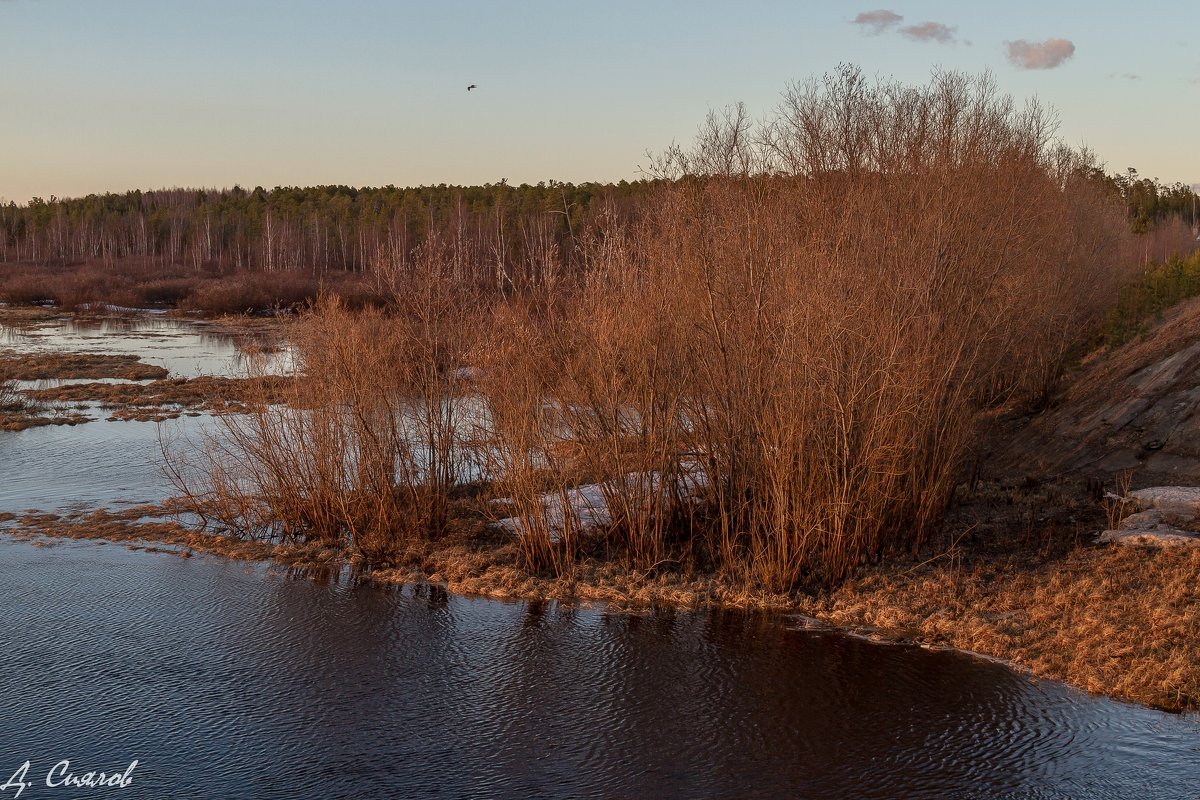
[0,415,209,514]
[0,314,290,378]
[0,537,1195,799]
[0,313,289,515]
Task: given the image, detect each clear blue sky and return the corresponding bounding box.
[2,0,1197,202]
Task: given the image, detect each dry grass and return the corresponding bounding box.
[802,543,1199,712]
[370,531,793,612]
[0,351,168,380]
[0,411,89,432]
[0,355,89,430]
[3,502,788,609]
[24,375,293,421]
[1,504,342,568]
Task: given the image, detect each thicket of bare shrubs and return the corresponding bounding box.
[168,254,479,561]
[175,68,1137,590]
[0,259,377,312]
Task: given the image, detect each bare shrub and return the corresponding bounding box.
[170,254,478,560]
[168,67,1137,591]
[481,66,1136,589]
[649,69,1133,588]
[473,294,564,573]
[0,270,57,304]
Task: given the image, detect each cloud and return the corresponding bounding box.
[900,21,956,43]
[853,12,956,44]
[1004,38,1076,70]
[853,10,902,34]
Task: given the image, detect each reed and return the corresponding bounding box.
[0,372,18,412]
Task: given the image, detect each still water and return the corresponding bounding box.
[0,312,288,378]
[0,314,1197,798]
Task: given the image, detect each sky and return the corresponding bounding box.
[2,0,1198,203]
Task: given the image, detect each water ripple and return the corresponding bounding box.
[0,538,1195,799]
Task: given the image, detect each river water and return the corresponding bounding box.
[0,313,1197,799]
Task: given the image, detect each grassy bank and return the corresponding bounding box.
[807,540,1199,712]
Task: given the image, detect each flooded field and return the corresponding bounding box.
[0,313,1197,798]
[0,312,282,379]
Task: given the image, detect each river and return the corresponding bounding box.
[0,312,1197,799]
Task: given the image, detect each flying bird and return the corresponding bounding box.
[467,84,477,91]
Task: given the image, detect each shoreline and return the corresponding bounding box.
[3,502,1195,715]
[3,303,1197,714]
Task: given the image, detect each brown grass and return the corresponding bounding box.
[23,375,294,421]
[0,354,89,430]
[802,544,1199,712]
[0,351,168,380]
[0,411,89,432]
[1,504,342,568]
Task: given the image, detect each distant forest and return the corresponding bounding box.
[0,181,662,288]
[1,169,1195,280]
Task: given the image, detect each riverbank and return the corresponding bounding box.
[3,300,1198,714]
[4,483,1195,714]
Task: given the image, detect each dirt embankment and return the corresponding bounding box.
[820,298,1200,712]
[994,296,1200,485]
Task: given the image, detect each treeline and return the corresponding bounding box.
[2,166,1194,286]
[1087,168,1199,234]
[0,181,660,285]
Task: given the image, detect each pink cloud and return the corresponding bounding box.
[853,10,902,34]
[1005,38,1076,69]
